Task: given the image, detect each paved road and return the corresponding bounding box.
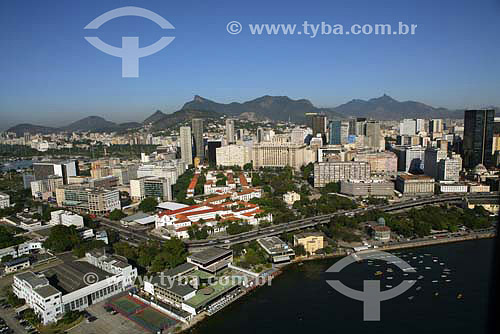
[94,192,499,249]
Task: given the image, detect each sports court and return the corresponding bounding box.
[130,307,178,332]
[107,294,178,332]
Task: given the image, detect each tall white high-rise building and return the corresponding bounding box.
[225,119,235,144]
[179,126,193,166]
[400,119,417,136]
[416,119,425,133]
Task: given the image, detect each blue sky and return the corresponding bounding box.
[1,0,499,128]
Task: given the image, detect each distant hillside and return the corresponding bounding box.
[143,110,167,124]
[8,116,141,135]
[331,94,463,120]
[181,95,345,122]
[147,108,222,131]
[7,123,57,136]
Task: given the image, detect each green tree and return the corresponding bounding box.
[293,244,307,256]
[43,225,81,252]
[109,209,126,221]
[139,197,158,213]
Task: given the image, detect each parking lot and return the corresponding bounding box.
[0,305,28,334]
[69,300,149,334]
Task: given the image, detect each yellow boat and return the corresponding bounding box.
[374,271,383,276]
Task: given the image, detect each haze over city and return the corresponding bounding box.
[1,0,500,128]
[0,1,499,334]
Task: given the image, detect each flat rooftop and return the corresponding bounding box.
[257,237,291,254]
[188,247,232,265]
[42,260,110,294]
[184,279,237,309]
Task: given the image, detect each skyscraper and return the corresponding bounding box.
[355,118,367,136]
[207,140,222,166]
[225,119,235,144]
[179,126,193,166]
[399,119,417,136]
[308,113,327,137]
[463,109,495,168]
[329,121,349,145]
[429,119,443,134]
[365,120,382,150]
[191,118,205,161]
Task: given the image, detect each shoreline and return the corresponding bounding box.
[289,231,497,265]
[178,232,496,333]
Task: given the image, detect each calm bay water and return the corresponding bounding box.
[191,239,496,334]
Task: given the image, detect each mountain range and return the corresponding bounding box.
[8,116,141,136]
[332,94,463,119]
[8,95,477,135]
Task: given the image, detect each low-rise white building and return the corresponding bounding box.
[0,192,10,208]
[437,182,468,194]
[283,191,300,205]
[50,210,84,228]
[13,250,137,324]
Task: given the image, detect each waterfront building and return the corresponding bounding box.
[257,237,295,263]
[187,247,233,274]
[293,232,324,255]
[371,226,391,241]
[463,109,495,168]
[313,162,371,187]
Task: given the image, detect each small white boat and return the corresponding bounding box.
[445,279,451,282]
[425,267,431,270]
[386,285,393,288]
[416,286,422,291]
[417,275,424,280]
[408,296,414,300]
[439,263,445,266]
[387,277,394,280]
[432,280,438,283]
